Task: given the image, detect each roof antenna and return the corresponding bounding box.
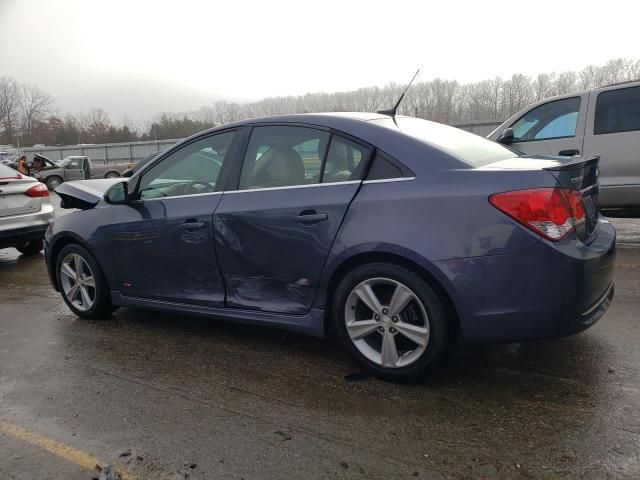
[377,69,420,119]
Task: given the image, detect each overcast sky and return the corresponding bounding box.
[1,0,638,122]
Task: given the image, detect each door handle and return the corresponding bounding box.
[559,149,580,156]
[293,211,328,224]
[180,221,205,230]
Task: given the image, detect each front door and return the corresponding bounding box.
[214,125,371,314]
[64,157,86,181]
[107,130,237,306]
[507,95,586,157]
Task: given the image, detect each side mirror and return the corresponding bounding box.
[497,127,515,145]
[104,181,130,204]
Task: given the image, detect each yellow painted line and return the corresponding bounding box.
[0,419,132,479]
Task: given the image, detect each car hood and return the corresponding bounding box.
[55,178,123,209]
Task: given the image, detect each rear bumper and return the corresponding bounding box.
[0,203,54,248]
[436,218,617,343]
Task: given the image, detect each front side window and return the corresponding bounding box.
[594,86,640,135]
[65,158,82,169]
[511,97,581,141]
[138,131,234,199]
[239,126,329,189]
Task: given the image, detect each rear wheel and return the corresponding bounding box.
[45,176,62,190]
[105,171,120,179]
[55,244,116,318]
[333,263,449,382]
[16,239,43,255]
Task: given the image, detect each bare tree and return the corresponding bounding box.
[0,76,22,145]
[20,83,54,145]
[82,108,111,143]
[554,71,577,95]
[533,73,555,101]
[622,58,640,81]
[603,58,626,84]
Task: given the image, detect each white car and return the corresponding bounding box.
[488,80,640,216]
[0,164,55,254]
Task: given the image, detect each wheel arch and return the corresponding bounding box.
[322,251,461,338]
[48,233,108,292]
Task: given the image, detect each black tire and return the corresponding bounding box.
[55,244,117,319]
[45,176,63,190]
[16,239,44,255]
[333,263,449,382]
[105,171,120,179]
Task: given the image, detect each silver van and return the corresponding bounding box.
[488,81,640,215]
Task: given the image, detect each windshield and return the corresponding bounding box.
[57,157,73,167]
[372,117,516,167]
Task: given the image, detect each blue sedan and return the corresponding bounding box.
[45,113,616,381]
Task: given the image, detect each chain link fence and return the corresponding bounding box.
[16,120,504,164]
[20,139,180,164]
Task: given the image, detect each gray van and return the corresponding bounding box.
[488,80,640,216]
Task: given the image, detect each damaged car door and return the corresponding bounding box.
[214,125,371,314]
[106,130,237,306]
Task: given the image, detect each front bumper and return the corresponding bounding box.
[436,218,617,344]
[0,202,54,249]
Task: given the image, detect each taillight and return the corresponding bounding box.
[25,183,49,197]
[489,188,585,241]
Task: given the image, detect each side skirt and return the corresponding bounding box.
[110,291,326,338]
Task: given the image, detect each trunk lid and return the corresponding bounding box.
[55,178,122,209]
[542,155,600,240]
[0,172,41,218]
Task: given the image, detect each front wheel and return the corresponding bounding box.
[55,244,117,319]
[45,176,63,190]
[333,263,449,382]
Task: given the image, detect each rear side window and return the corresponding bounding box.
[511,97,581,141]
[594,86,640,135]
[239,126,329,189]
[322,136,370,183]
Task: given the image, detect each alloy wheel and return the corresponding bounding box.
[344,277,430,368]
[47,177,61,189]
[59,253,96,312]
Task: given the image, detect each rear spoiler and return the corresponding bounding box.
[543,155,599,172]
[543,155,600,191]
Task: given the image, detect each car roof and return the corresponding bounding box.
[213,111,390,129]
[185,112,470,173]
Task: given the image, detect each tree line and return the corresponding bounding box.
[1,57,638,147]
